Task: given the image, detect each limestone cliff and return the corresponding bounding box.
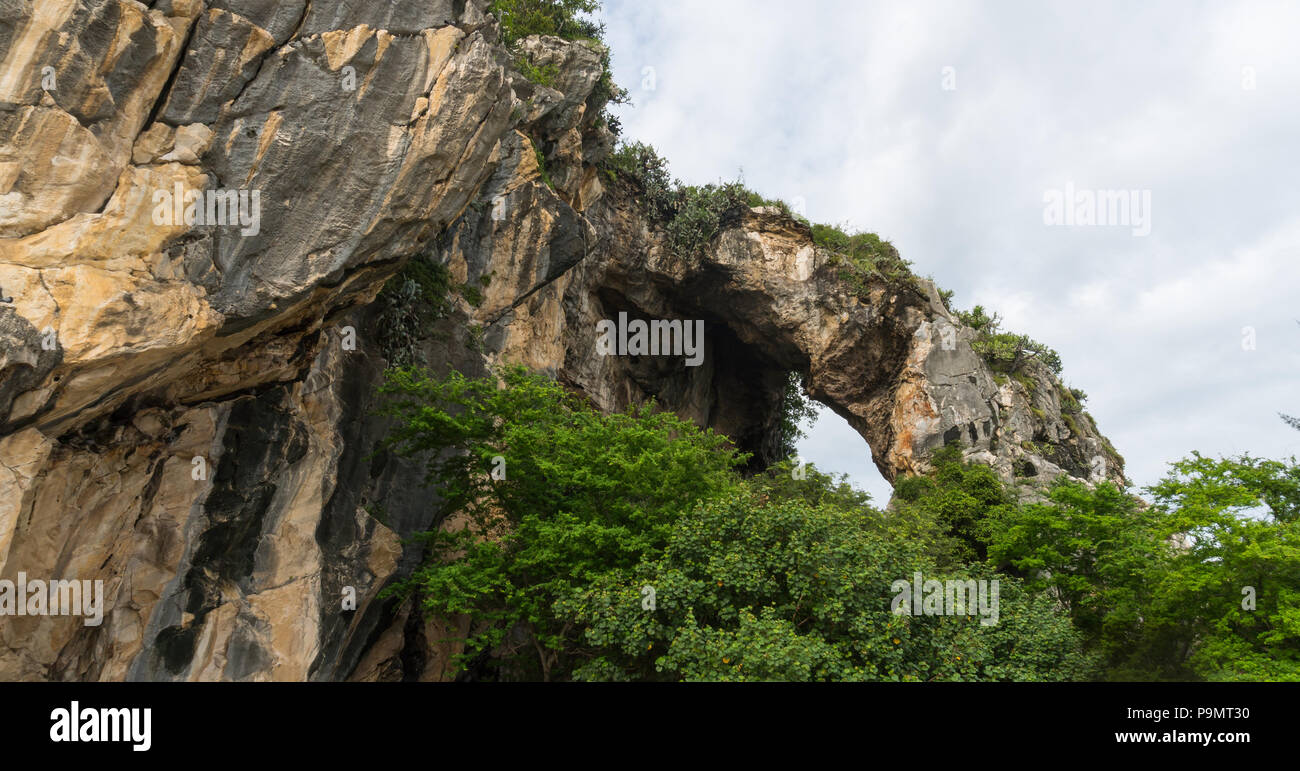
[0,0,1124,680]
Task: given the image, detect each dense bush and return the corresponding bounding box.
[603,142,754,258]
[378,365,744,679]
[559,491,1094,681]
[377,366,1300,681]
[811,224,907,275]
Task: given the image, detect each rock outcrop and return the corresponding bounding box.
[0,0,1124,681]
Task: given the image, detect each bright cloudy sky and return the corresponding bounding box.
[595,0,1300,504]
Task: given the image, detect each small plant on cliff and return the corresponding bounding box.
[490,0,603,44]
[603,141,676,215]
[513,54,560,87]
[491,0,628,134]
[374,253,456,367]
[374,253,491,365]
[532,144,555,189]
[954,304,1063,376]
[604,142,786,259]
[812,223,914,290]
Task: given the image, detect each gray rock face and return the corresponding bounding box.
[0,1,1126,681]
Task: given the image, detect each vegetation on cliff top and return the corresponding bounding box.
[603,141,916,290]
[954,304,1064,377]
[491,0,628,134]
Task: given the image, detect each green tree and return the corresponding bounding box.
[1146,453,1300,680]
[489,0,603,45]
[985,478,1169,678]
[892,444,1019,565]
[986,452,1300,681]
[557,487,1094,681]
[378,365,745,679]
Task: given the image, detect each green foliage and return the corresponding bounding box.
[954,304,1063,376]
[490,1,628,134]
[1058,386,1086,415]
[490,0,603,45]
[374,254,456,367]
[456,282,484,308]
[513,54,560,87]
[605,144,912,283]
[532,145,554,189]
[373,361,1300,681]
[811,223,914,289]
[377,365,745,679]
[605,142,811,259]
[1146,453,1300,680]
[892,444,1018,565]
[750,459,872,511]
[744,191,809,225]
[662,182,751,259]
[1062,413,1080,436]
[585,43,629,134]
[603,141,676,216]
[557,487,1093,681]
[986,453,1300,681]
[775,372,818,460]
[372,254,491,364]
[986,479,1164,674]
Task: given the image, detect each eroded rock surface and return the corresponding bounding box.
[0,0,1123,681]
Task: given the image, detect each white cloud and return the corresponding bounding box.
[598,0,1300,497]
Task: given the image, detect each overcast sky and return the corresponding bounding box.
[596,0,1300,504]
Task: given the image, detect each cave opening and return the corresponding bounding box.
[796,402,896,506]
[588,285,896,500]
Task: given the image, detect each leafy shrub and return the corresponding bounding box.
[513,54,559,87]
[377,365,745,679]
[558,489,1093,681]
[374,254,456,367]
[954,304,1063,376]
[491,0,628,134]
[811,222,915,293]
[661,182,751,259]
[490,0,603,45]
[603,141,676,214]
[373,254,494,364]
